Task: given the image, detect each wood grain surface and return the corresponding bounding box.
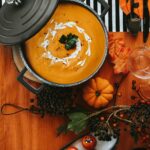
[0,32,150,150]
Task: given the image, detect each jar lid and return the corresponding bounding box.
[0,0,59,45]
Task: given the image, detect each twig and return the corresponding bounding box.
[138,89,150,101]
[1,103,44,117]
[136,88,146,100]
[88,105,130,119]
[67,105,130,131]
[114,108,132,124]
[113,73,129,105]
[1,103,29,115]
[106,112,115,134]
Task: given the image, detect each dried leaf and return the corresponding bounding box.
[67,112,88,134]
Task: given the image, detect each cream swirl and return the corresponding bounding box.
[41,21,92,66]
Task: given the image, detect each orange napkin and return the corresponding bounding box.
[119,0,150,19]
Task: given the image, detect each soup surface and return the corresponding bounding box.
[25,2,106,84]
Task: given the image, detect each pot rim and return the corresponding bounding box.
[18,0,108,87]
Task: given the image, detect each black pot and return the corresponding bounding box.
[16,0,109,94]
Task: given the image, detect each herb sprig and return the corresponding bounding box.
[59,33,78,50]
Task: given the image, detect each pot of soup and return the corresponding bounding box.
[0,0,109,94]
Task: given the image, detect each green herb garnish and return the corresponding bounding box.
[59,35,67,44]
[59,33,78,50]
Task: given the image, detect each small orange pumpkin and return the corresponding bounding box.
[83,77,114,108]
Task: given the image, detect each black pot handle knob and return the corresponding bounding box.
[97,0,110,18]
[17,67,45,94]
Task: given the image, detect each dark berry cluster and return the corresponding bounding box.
[88,116,119,141]
[127,101,150,127]
[87,101,150,143]
[37,86,73,115]
[128,101,150,143]
[94,123,112,141]
[88,116,100,132]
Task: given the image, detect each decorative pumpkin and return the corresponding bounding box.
[83,77,114,108]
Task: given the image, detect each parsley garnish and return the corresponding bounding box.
[59,33,78,50]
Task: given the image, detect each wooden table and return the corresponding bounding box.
[0,32,150,150]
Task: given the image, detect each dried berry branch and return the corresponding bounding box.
[113,108,132,124]
[88,101,150,144]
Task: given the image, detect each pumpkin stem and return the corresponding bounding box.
[95,91,100,97]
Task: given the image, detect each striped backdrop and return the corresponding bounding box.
[1,0,146,32]
[84,0,145,32]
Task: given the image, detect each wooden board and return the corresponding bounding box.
[0,32,150,150]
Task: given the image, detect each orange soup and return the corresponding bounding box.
[25,2,106,84]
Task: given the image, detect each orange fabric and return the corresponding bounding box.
[119,0,150,19]
[119,0,130,15]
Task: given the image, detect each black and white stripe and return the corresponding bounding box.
[85,0,147,32]
[86,0,127,32]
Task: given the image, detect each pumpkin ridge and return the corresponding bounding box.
[96,78,109,90]
[98,96,109,105]
[94,96,108,108]
[83,92,95,101]
[90,79,97,89]
[102,85,114,94]
[84,86,95,93]
[88,96,96,106]
[102,93,114,101]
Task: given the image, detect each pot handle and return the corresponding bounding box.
[17,67,45,94]
[97,0,110,18]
